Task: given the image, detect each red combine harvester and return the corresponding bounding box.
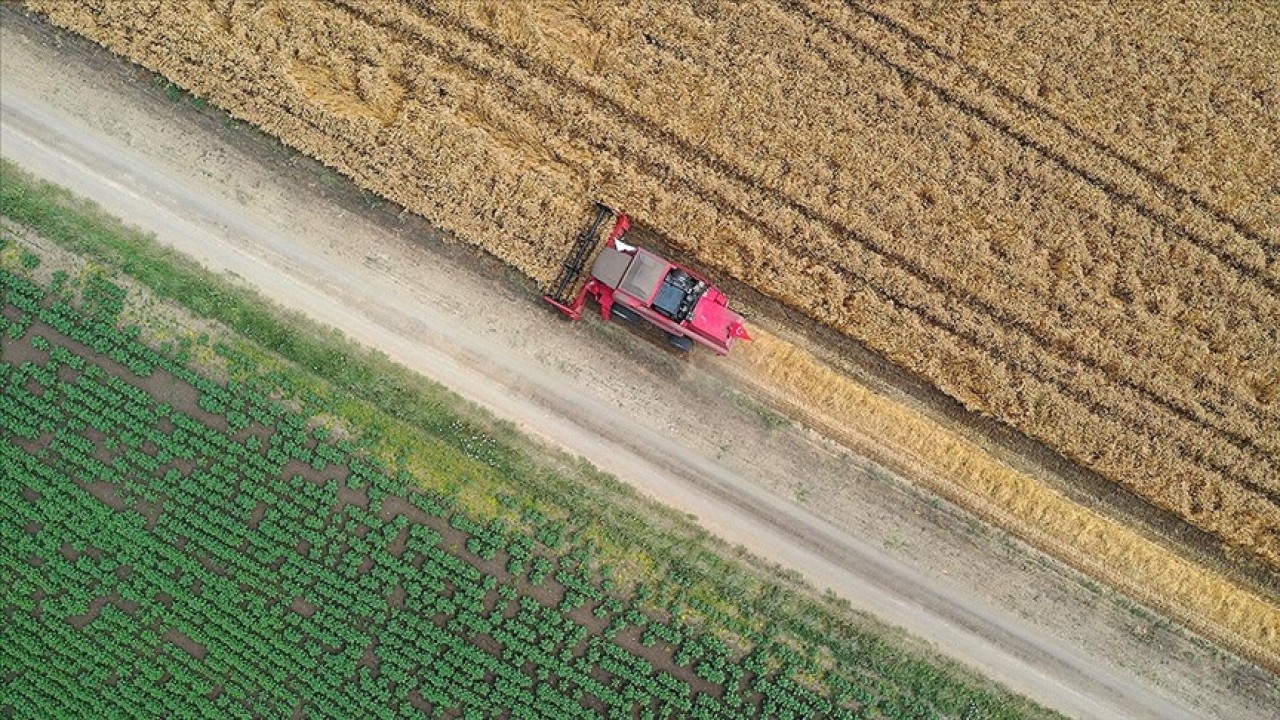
[544,203,751,355]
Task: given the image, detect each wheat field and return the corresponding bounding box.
[25,0,1280,573]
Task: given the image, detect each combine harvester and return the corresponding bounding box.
[544,203,751,355]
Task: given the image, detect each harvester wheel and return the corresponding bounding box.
[611,306,639,323]
[666,334,694,352]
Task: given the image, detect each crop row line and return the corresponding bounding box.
[838,0,1279,253]
[792,0,1280,289]
[775,0,1280,427]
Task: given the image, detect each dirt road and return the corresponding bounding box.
[2,12,1274,719]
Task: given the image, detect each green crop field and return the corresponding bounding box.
[0,162,1048,718]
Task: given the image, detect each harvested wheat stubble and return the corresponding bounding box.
[25,0,1280,572]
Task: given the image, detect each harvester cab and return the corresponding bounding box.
[543,203,751,355]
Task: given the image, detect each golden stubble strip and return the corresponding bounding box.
[725,329,1280,672]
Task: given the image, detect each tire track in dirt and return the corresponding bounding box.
[838,0,1280,253]
[339,2,1280,501]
